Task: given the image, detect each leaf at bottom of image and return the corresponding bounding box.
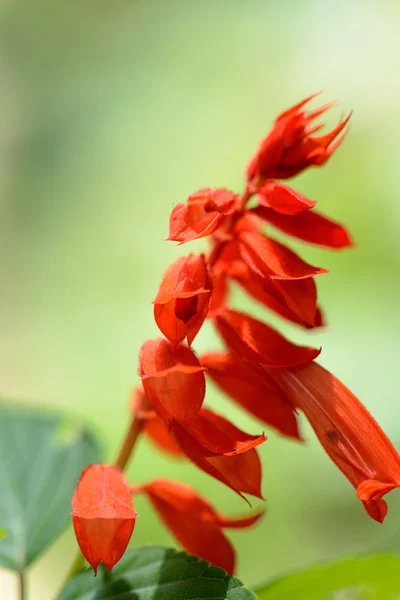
[58,546,256,600]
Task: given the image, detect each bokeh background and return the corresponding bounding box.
[0,0,400,598]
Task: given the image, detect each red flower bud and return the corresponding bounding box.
[167,188,239,244]
[139,338,206,427]
[247,94,351,181]
[71,464,137,574]
[153,254,212,346]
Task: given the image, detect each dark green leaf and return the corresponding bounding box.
[256,554,400,599]
[58,546,256,600]
[0,402,101,571]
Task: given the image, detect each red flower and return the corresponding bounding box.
[167,188,239,244]
[71,464,137,574]
[133,479,264,574]
[271,362,400,522]
[200,351,300,439]
[153,254,212,346]
[139,338,206,428]
[246,93,351,181]
[214,308,320,369]
[253,205,353,249]
[238,230,328,280]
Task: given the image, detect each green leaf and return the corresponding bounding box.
[0,402,101,571]
[0,528,7,541]
[58,546,256,600]
[255,554,400,600]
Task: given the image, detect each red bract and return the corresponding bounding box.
[139,338,206,427]
[239,230,328,280]
[167,188,239,244]
[257,181,316,215]
[271,362,400,522]
[153,253,212,346]
[214,308,320,369]
[200,351,300,439]
[253,205,353,249]
[71,464,137,574]
[133,479,264,574]
[246,94,351,181]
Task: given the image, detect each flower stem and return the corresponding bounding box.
[18,571,26,600]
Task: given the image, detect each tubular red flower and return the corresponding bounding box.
[246,94,351,181]
[153,254,212,346]
[71,464,137,574]
[139,338,206,427]
[214,308,320,369]
[200,351,300,439]
[270,362,400,522]
[167,188,239,244]
[239,230,328,280]
[253,205,353,249]
[257,181,316,215]
[133,478,264,574]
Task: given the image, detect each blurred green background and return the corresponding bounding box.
[0,0,400,598]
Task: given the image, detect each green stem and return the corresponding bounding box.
[18,571,26,600]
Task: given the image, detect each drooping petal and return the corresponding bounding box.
[139,338,206,427]
[134,479,263,574]
[71,464,137,574]
[144,413,185,457]
[200,351,300,439]
[172,421,264,500]
[239,230,328,280]
[232,261,321,329]
[270,362,400,522]
[257,181,316,215]
[253,206,353,249]
[153,254,212,346]
[167,188,239,244]
[214,308,320,369]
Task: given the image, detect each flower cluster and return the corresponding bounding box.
[72,95,400,576]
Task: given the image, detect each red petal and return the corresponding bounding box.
[257,182,316,215]
[201,352,300,439]
[139,338,206,427]
[271,362,400,522]
[171,414,265,500]
[71,464,136,573]
[216,508,265,529]
[214,308,320,368]
[253,206,353,249]
[239,231,328,280]
[135,479,236,573]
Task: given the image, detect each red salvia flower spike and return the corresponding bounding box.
[239,230,328,280]
[139,338,206,428]
[167,188,239,244]
[257,181,316,215]
[133,478,264,574]
[246,94,351,181]
[200,351,300,439]
[170,407,266,500]
[270,362,400,523]
[153,253,212,347]
[214,308,320,369]
[71,464,137,574]
[253,205,353,249]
